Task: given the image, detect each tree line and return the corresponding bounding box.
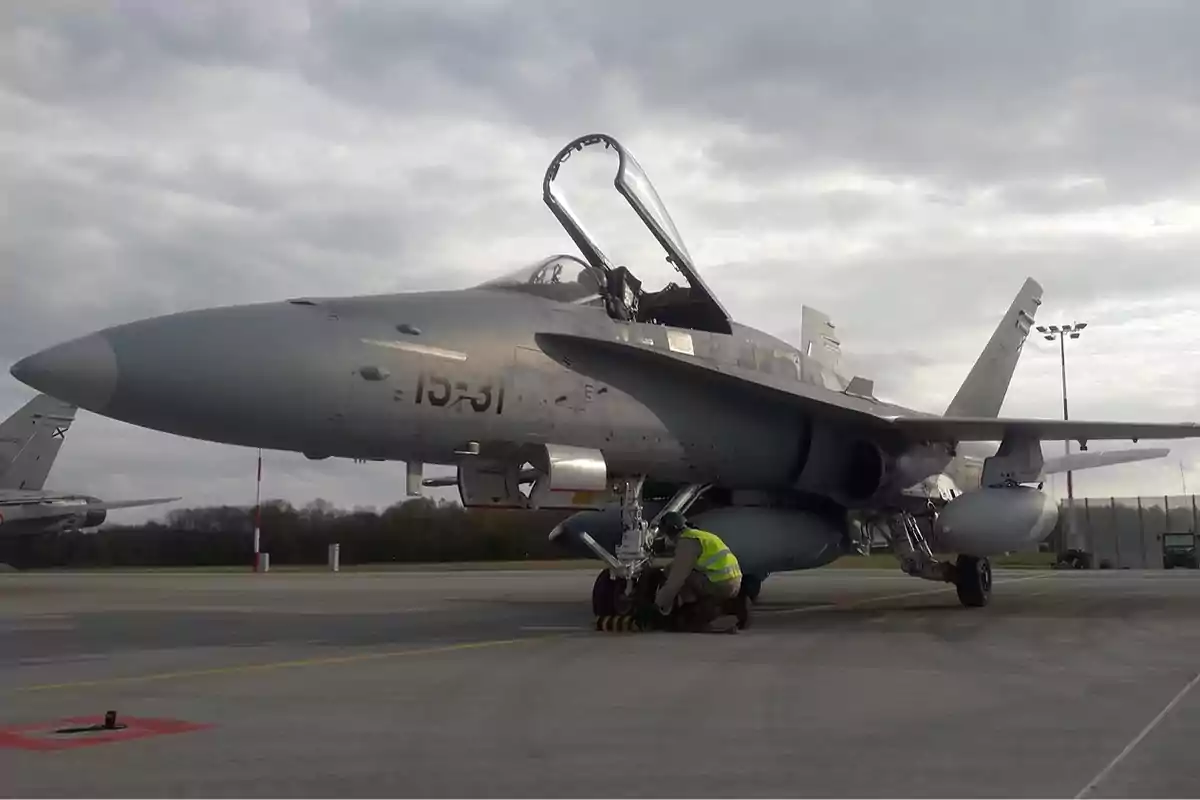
[0,497,579,569]
[3,493,1189,570]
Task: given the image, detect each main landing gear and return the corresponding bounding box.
[953,553,992,608]
[870,509,992,608]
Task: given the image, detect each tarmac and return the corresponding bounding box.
[3,566,1200,798]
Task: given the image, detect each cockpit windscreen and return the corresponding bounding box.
[475,254,604,303]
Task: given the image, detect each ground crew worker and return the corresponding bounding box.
[653,511,746,633]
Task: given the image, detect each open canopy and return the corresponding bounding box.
[541,133,732,334]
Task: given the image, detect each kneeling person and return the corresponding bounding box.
[653,511,744,632]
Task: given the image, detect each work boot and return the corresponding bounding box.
[732,593,752,630]
[704,614,740,634]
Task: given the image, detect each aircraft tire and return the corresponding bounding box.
[593,567,671,617]
[592,571,618,617]
[633,567,664,607]
[954,555,992,608]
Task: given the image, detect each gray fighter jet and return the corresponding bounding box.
[9,133,1194,609]
[0,393,179,537]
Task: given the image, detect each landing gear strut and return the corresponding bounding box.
[873,509,955,583]
[868,508,992,609]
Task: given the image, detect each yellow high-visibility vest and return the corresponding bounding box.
[680,528,742,583]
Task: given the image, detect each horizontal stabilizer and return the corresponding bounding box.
[891,416,1200,444]
[1042,448,1170,475]
[94,497,181,511]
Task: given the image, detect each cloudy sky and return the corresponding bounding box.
[3,0,1200,524]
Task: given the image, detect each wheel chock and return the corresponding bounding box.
[594,614,645,632]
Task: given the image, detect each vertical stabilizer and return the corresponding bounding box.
[0,394,77,491]
[943,277,1042,418]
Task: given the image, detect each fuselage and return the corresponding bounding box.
[13,282,956,497]
[6,131,1144,577]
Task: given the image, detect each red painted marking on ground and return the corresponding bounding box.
[0,716,212,751]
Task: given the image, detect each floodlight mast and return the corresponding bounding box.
[1035,321,1089,550]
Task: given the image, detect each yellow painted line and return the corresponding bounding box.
[13,635,561,694]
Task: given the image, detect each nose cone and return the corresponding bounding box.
[8,301,387,453]
[10,334,118,412]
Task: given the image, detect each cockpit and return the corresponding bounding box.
[475,255,605,305]
[522,134,734,335]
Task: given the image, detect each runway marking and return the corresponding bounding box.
[0,622,77,632]
[760,572,1055,617]
[519,625,585,632]
[13,653,108,667]
[11,635,561,694]
[1075,670,1200,799]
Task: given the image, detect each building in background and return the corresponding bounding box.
[1054,494,1199,569]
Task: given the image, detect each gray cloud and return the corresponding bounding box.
[267,0,1200,198]
[3,0,1200,521]
[601,1,1200,195]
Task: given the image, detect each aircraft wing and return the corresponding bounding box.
[1041,448,1171,475]
[93,497,181,511]
[537,332,1200,447]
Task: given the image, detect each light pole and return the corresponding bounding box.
[1036,321,1088,551]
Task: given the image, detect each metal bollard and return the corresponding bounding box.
[256,552,270,573]
[328,543,340,573]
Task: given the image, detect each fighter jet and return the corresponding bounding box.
[0,392,179,537]
[9,132,1195,610]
